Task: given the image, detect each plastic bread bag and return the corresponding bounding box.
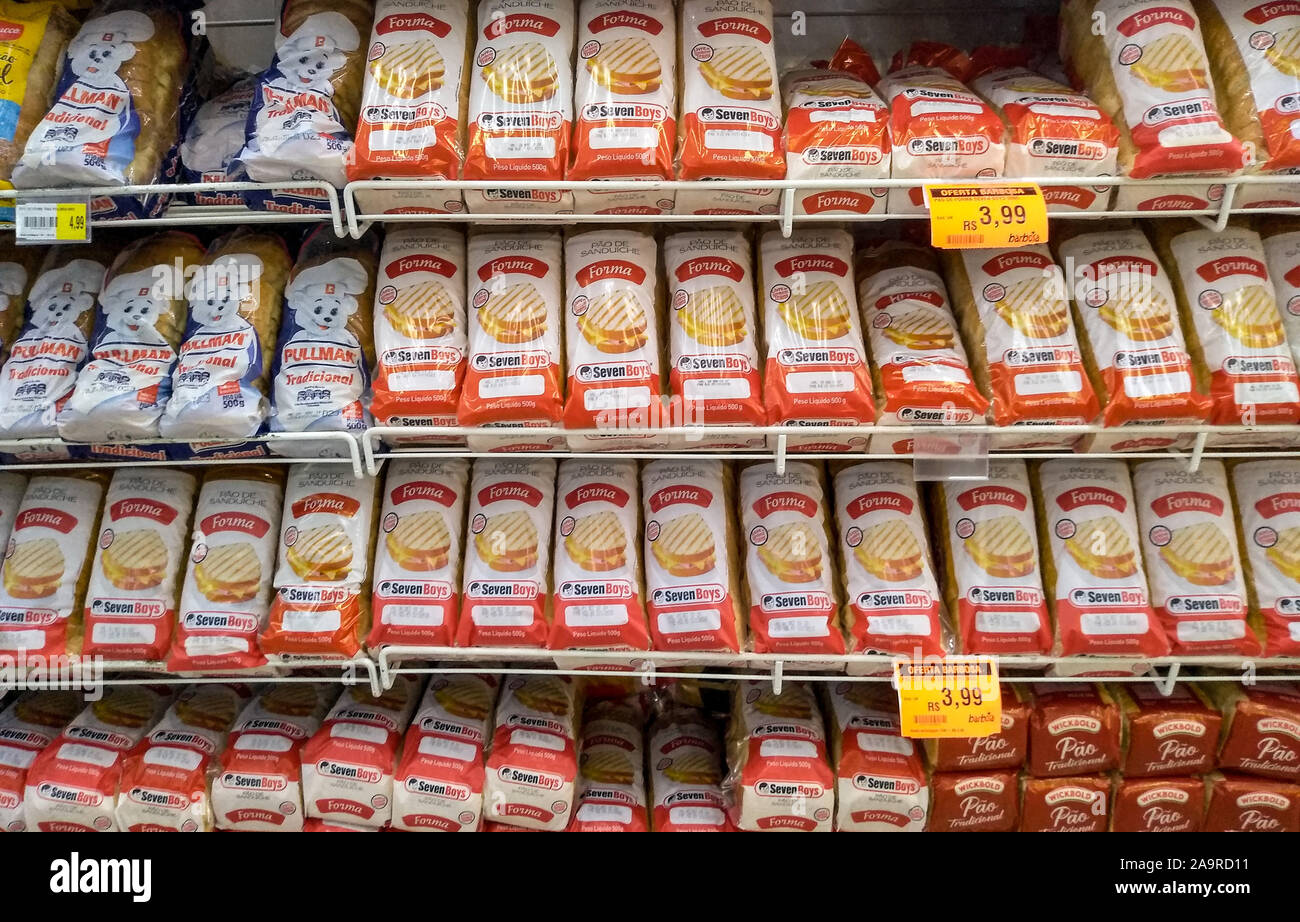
[1025,683,1122,777]
[1204,771,1300,831]
[569,697,649,831]
[463,0,575,215]
[169,466,284,672]
[782,67,890,217]
[232,0,375,209]
[1258,215,1300,381]
[263,464,378,659]
[1206,681,1300,781]
[368,458,469,649]
[0,471,107,658]
[0,690,82,832]
[0,471,28,543]
[932,459,1053,654]
[269,228,378,457]
[1018,774,1110,831]
[458,229,564,426]
[647,704,734,831]
[300,676,423,828]
[158,230,291,443]
[1032,459,1170,658]
[641,459,745,653]
[832,461,950,657]
[1132,458,1262,656]
[1060,0,1247,179]
[1110,775,1205,831]
[370,226,467,428]
[56,231,206,447]
[23,685,173,832]
[971,67,1119,211]
[349,0,471,215]
[456,457,556,648]
[724,680,834,832]
[739,460,845,656]
[113,683,251,832]
[178,77,256,205]
[1228,459,1300,656]
[928,770,1021,831]
[548,458,649,651]
[483,674,581,831]
[213,683,341,831]
[81,468,197,663]
[1110,682,1220,777]
[0,241,41,357]
[924,684,1031,771]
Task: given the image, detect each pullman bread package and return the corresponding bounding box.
[483,674,581,831]
[459,230,564,426]
[569,698,649,831]
[0,247,107,441]
[725,681,834,832]
[1151,221,1300,425]
[1113,682,1221,777]
[463,0,575,214]
[264,465,378,659]
[563,227,663,431]
[782,68,890,217]
[1208,682,1300,781]
[933,460,1053,654]
[549,459,649,651]
[369,458,469,649]
[23,686,172,832]
[213,683,340,832]
[739,461,844,656]
[1110,775,1205,832]
[1231,459,1300,655]
[0,690,82,832]
[924,684,1031,771]
[0,243,40,354]
[1033,459,1169,657]
[81,468,197,662]
[300,677,422,828]
[877,65,1005,214]
[169,467,284,672]
[1053,223,1212,428]
[972,67,1118,212]
[1204,771,1300,832]
[942,246,1099,429]
[833,461,948,656]
[927,769,1020,831]
[392,673,499,832]
[114,684,251,832]
[855,241,989,431]
[179,78,255,204]
[56,232,206,448]
[0,1,79,196]
[1133,459,1261,655]
[1027,684,1122,777]
[641,459,745,653]
[270,230,379,454]
[759,228,874,433]
[370,226,467,427]
[457,458,556,647]
[825,684,928,832]
[648,705,735,831]
[1061,0,1247,179]
[159,230,291,442]
[663,229,764,428]
[0,472,107,658]
[1019,775,1111,832]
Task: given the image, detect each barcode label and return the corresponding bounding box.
[14,201,89,244]
[911,714,947,724]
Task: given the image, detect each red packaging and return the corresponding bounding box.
[1114,683,1221,777]
[1111,776,1205,832]
[1204,772,1300,832]
[1213,683,1300,781]
[1019,774,1110,832]
[1028,685,1121,778]
[927,770,1020,832]
[925,685,1030,772]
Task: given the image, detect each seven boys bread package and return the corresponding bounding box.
[0,690,81,832]
[482,674,580,830]
[825,683,928,832]
[569,697,649,831]
[648,704,735,831]
[1231,459,1300,655]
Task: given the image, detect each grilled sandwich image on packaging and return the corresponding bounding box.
[1130,33,1208,92]
[1225,460,1300,656]
[371,40,446,99]
[587,36,662,93]
[699,44,773,100]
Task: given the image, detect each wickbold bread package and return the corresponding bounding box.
[1061,0,1247,179]
[1204,771,1300,831]
[1033,459,1169,657]
[642,459,745,652]
[1132,459,1261,655]
[1110,775,1205,831]
[924,683,1031,771]
[934,460,1053,654]
[392,673,499,832]
[169,467,284,672]
[300,676,422,828]
[825,683,928,832]
[0,1,78,198]
[113,684,251,832]
[1207,681,1300,781]
[457,458,556,647]
[1027,684,1122,777]
[648,705,735,831]
[57,232,206,446]
[459,230,564,426]
[1018,774,1110,831]
[927,771,1019,831]
[0,472,107,658]
[569,697,649,831]
[213,683,341,831]
[549,459,649,651]
[1112,682,1221,777]
[371,227,467,428]
[179,78,255,205]
[0,242,41,356]
[81,468,197,662]
[159,230,291,442]
[483,674,580,831]
[1231,459,1300,655]
[369,458,469,649]
[23,686,173,832]
[0,690,82,832]
[740,461,845,655]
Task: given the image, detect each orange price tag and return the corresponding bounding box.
[925,183,1048,249]
[893,656,1002,739]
